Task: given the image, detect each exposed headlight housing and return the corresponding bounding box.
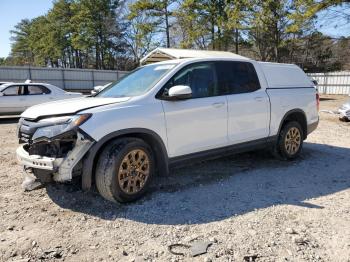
[32,114,91,141]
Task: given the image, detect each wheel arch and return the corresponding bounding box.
[278,109,308,140]
[81,128,169,191]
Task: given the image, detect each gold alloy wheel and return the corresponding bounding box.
[285,127,301,155]
[117,149,150,194]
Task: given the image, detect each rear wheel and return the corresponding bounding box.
[274,121,303,160]
[95,138,155,203]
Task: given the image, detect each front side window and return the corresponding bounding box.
[97,63,176,98]
[2,85,22,96]
[162,62,218,98]
[216,61,260,94]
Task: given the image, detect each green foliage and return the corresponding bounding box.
[10,19,34,65]
[8,0,131,69]
[6,0,350,71]
[125,6,160,63]
[174,0,229,50]
[128,0,175,48]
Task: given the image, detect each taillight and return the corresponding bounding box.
[316,92,320,111]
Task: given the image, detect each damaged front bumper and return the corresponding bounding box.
[16,132,94,182]
[16,145,60,171]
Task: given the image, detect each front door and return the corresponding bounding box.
[0,85,26,114]
[159,62,228,157]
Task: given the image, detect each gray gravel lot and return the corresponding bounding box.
[0,95,349,262]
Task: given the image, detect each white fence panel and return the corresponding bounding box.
[308,72,350,95]
[4,66,349,94]
[0,66,128,91]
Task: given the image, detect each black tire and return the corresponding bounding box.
[95,138,155,203]
[274,121,304,160]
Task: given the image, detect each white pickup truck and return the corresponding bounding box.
[16,56,319,203]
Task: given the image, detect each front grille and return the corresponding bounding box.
[20,133,31,143]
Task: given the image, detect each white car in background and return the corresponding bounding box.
[0,82,83,115]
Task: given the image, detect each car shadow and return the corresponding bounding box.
[0,116,20,124]
[320,97,338,101]
[46,142,350,225]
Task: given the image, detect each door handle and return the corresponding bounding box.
[212,102,225,108]
[254,97,264,102]
[20,98,25,101]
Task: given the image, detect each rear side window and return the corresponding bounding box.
[216,61,260,94]
[2,85,22,96]
[25,85,51,95]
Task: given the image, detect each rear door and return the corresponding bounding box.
[0,85,26,114]
[216,61,270,144]
[23,85,52,108]
[159,62,228,157]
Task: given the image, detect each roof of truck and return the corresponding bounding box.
[140,48,249,64]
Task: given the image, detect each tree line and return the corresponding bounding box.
[1,0,350,72]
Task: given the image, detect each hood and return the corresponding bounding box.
[21,96,130,120]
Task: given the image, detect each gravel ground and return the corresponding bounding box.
[0,95,349,262]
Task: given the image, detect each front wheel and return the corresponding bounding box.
[95,138,155,203]
[274,121,304,160]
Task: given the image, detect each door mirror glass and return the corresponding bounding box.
[167,85,192,100]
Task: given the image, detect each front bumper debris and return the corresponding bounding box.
[16,145,61,171]
[16,132,94,182]
[21,168,45,191]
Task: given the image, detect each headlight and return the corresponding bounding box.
[32,114,91,141]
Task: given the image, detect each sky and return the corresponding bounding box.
[0,0,53,57]
[0,1,349,58]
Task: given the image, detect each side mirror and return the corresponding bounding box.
[0,92,3,96]
[167,85,192,100]
[91,85,102,95]
[94,85,102,91]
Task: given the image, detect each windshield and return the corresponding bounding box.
[97,63,176,98]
